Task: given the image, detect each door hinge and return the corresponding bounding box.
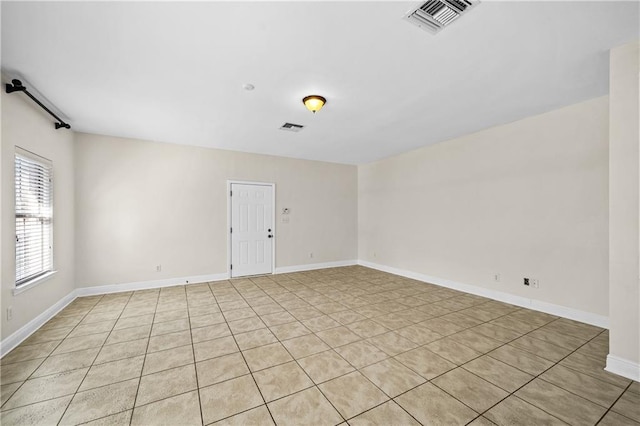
[230,190,232,196]
[230,227,232,234]
[230,264,233,270]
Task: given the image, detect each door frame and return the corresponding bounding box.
[226,180,276,279]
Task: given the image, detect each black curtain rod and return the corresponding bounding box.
[6,79,71,130]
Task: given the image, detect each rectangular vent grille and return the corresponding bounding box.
[405,0,478,34]
[280,122,305,132]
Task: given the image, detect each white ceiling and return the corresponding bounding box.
[2,1,638,164]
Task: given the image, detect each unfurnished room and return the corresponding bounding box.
[0,1,639,425]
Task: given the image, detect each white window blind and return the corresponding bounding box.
[15,149,53,286]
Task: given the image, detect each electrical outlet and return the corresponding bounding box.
[524,278,530,286]
[156,265,162,272]
[494,273,501,282]
[531,279,539,288]
[7,306,13,321]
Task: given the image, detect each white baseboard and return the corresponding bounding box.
[606,355,640,381]
[75,273,229,297]
[274,259,358,274]
[358,260,609,329]
[0,290,77,358]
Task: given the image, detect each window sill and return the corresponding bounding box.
[13,271,58,296]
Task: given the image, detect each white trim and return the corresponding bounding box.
[75,273,229,297]
[358,260,609,329]
[606,354,640,381]
[227,180,276,279]
[0,290,76,358]
[13,270,58,295]
[275,260,358,274]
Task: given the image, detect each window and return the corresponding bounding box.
[15,148,53,287]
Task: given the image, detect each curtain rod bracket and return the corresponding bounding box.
[5,79,71,130]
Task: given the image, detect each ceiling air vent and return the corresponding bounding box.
[405,0,479,34]
[279,122,305,132]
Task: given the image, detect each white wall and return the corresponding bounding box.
[608,41,640,378]
[74,133,357,288]
[1,90,76,340]
[359,96,609,318]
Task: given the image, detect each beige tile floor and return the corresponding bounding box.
[1,266,639,425]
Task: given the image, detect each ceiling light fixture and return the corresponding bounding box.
[302,95,326,113]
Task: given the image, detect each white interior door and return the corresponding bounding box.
[230,183,274,277]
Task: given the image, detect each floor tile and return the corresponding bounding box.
[253,361,314,402]
[366,332,418,356]
[235,328,279,351]
[68,320,116,339]
[0,395,72,426]
[560,352,632,388]
[3,368,87,410]
[80,355,144,391]
[345,319,389,339]
[199,375,264,424]
[449,329,503,353]
[114,314,154,330]
[612,390,640,422]
[348,400,419,426]
[463,355,533,392]
[488,344,554,376]
[394,346,457,379]
[260,311,296,327]
[509,335,572,362]
[196,352,249,388]
[335,341,388,369]
[131,390,201,426]
[193,336,238,362]
[426,337,481,364]
[106,326,151,346]
[1,358,46,384]
[319,371,388,419]
[190,313,226,329]
[395,382,477,425]
[515,378,606,425]
[1,382,22,406]
[143,344,194,375]
[301,315,341,332]
[94,338,147,364]
[484,395,566,425]
[599,411,640,426]
[213,405,274,425]
[540,364,625,407]
[228,317,266,335]
[282,334,330,359]
[59,378,139,425]
[191,323,231,343]
[148,330,192,353]
[21,327,72,347]
[1,342,58,365]
[471,323,522,343]
[432,367,509,412]
[395,323,442,345]
[223,308,256,322]
[268,386,343,426]
[153,308,189,323]
[360,358,425,397]
[136,364,197,406]
[298,350,354,384]
[81,410,132,425]
[243,342,293,372]
[151,318,190,337]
